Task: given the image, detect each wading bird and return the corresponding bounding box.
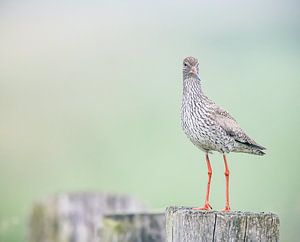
[181,56,265,211]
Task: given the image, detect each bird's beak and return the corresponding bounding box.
[189,66,198,75]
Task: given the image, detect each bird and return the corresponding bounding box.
[181,56,265,211]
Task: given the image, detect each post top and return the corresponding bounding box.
[166,206,280,242]
[166,206,279,218]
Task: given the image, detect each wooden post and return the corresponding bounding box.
[28,192,144,242]
[100,213,165,242]
[166,207,280,242]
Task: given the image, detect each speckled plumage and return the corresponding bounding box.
[181,56,265,155]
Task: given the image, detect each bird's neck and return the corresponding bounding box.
[183,77,204,97]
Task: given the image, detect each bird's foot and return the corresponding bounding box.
[222,205,231,212]
[192,203,212,210]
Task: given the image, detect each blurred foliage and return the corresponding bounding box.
[0,0,299,241]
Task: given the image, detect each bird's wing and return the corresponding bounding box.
[212,104,266,150]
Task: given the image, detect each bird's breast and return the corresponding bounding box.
[181,93,225,152]
[181,96,210,140]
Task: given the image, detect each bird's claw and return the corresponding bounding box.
[193,203,212,210]
[222,206,231,212]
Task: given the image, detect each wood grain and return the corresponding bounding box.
[166,207,280,242]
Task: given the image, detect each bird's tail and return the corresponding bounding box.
[233,142,266,156]
[234,147,265,155]
[251,149,265,156]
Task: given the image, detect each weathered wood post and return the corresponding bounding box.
[100,213,165,242]
[28,192,144,242]
[166,207,280,242]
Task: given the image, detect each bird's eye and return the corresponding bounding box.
[184,63,187,67]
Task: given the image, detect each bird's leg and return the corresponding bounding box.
[222,154,231,212]
[193,153,212,210]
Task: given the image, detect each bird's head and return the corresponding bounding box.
[183,56,200,80]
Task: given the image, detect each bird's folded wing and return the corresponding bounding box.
[213,105,265,150]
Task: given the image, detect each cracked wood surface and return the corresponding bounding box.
[166,207,280,242]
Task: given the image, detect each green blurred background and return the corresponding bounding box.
[0,0,299,241]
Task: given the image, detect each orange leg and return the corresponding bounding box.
[222,154,231,212]
[193,153,212,210]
